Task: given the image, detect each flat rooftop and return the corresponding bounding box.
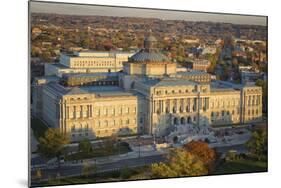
[211,80,242,89]
[177,70,210,76]
[62,72,119,78]
[46,82,134,97]
[141,77,197,87]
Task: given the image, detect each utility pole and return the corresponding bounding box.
[197,91,201,127]
[118,139,121,156]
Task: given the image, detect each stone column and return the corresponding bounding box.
[183,98,186,113]
[176,99,180,113]
[163,100,166,114]
[170,99,173,112]
[206,98,209,110]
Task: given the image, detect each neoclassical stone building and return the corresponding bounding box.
[32,34,262,141]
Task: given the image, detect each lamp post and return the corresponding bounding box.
[153,127,159,150]
[153,131,156,145]
[138,135,141,158]
[118,139,121,156]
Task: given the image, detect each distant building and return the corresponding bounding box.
[182,38,200,44]
[239,66,264,84]
[45,51,135,77]
[191,59,211,72]
[177,70,211,83]
[202,46,217,55]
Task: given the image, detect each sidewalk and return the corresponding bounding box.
[62,145,167,167]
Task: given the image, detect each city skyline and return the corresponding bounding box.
[30,1,267,26]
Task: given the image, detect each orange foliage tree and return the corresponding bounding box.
[183,140,216,172]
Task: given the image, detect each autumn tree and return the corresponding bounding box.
[151,148,207,178]
[37,128,70,168]
[183,141,216,172]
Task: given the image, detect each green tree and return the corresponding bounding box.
[103,135,117,154]
[151,148,207,178]
[120,166,131,179]
[82,162,97,178]
[79,138,92,154]
[37,128,70,168]
[246,130,267,160]
[41,51,51,62]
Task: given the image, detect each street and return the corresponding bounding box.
[31,154,165,184]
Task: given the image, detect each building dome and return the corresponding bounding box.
[129,51,169,62]
[129,34,170,63]
[144,35,157,43]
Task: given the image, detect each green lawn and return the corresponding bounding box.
[65,145,132,161]
[214,158,267,175]
[33,166,148,187]
[31,118,49,139]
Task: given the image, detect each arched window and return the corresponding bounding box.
[173,118,178,125]
[180,117,185,124]
[187,117,191,123]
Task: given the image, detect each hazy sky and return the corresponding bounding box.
[30,1,267,26]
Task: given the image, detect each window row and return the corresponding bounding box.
[247,96,261,106]
[95,107,136,116]
[155,88,196,95]
[96,127,137,135]
[71,124,89,132]
[247,109,259,116]
[210,100,240,108]
[211,109,239,117]
[95,119,136,127]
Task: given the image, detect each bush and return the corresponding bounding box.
[120,166,131,179]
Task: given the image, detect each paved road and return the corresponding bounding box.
[215,144,248,154]
[31,154,165,182]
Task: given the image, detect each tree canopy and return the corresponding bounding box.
[183,140,216,172]
[246,130,267,160]
[151,148,207,178]
[79,138,93,154]
[37,128,70,161]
